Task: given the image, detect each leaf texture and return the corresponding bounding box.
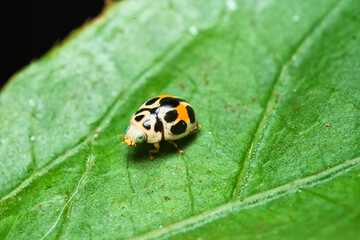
[0,0,359,239]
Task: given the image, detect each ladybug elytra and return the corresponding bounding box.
[121,95,200,159]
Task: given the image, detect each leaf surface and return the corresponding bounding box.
[0,0,359,239]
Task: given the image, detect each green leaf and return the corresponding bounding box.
[1,0,359,239]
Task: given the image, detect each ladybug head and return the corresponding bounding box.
[121,124,147,146]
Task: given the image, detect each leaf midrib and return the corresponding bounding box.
[1,1,352,239]
[133,156,360,240]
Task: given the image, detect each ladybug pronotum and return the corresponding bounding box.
[121,95,200,160]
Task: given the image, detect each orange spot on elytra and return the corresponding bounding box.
[175,102,189,122]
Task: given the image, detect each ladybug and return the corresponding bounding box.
[121,95,200,160]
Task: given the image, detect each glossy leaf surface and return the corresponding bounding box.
[0,0,359,239]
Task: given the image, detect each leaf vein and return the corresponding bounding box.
[0,33,194,202]
[125,151,136,234]
[40,154,92,240]
[231,0,345,200]
[29,111,40,170]
[181,155,195,215]
[133,155,360,240]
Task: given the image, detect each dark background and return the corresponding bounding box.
[0,0,104,89]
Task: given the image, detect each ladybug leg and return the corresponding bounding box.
[167,140,184,154]
[149,142,160,160]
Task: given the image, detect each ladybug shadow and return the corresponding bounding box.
[128,133,199,162]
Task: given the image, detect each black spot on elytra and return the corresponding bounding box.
[143,120,151,130]
[145,97,159,106]
[154,118,163,133]
[135,107,159,115]
[186,106,195,123]
[171,120,187,135]
[164,110,178,123]
[159,97,185,108]
[135,114,144,122]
